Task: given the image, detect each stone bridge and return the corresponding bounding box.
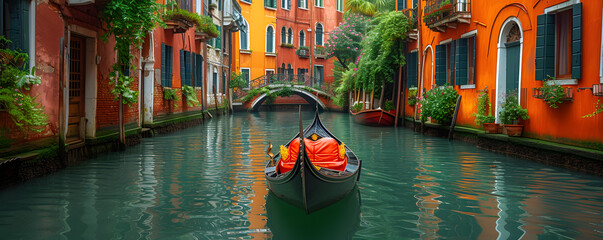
[237,85,336,111]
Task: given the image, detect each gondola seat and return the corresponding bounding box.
[277,137,347,174]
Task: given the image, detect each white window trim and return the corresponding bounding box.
[240,0,252,4]
[315,23,324,46]
[544,0,580,14]
[288,28,294,44]
[239,29,250,51]
[265,6,277,10]
[299,30,306,47]
[460,32,477,88]
[439,38,453,45]
[29,0,36,69]
[542,0,580,85]
[241,67,251,88]
[266,25,276,53]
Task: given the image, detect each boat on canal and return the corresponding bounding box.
[350,108,395,127]
[264,109,361,213]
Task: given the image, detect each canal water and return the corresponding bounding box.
[0,111,601,239]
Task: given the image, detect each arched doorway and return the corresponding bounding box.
[495,18,523,121]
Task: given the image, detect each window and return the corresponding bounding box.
[241,68,250,88]
[266,25,275,53]
[337,0,343,12]
[315,0,322,7]
[315,23,324,46]
[407,51,418,88]
[281,27,287,44]
[536,3,582,80]
[287,63,294,80]
[396,0,406,11]
[240,28,249,50]
[298,0,307,8]
[194,53,203,88]
[241,0,251,3]
[175,0,192,12]
[161,43,174,87]
[299,30,306,47]
[314,65,324,85]
[265,0,276,9]
[456,36,476,86]
[435,41,456,86]
[196,0,202,14]
[1,0,30,53]
[281,0,290,9]
[288,28,293,44]
[211,25,222,49]
[180,50,192,86]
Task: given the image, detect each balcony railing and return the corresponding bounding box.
[314,47,327,59]
[400,6,418,29]
[296,48,310,58]
[423,0,471,30]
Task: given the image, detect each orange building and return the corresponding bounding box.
[398,0,603,150]
[232,0,343,89]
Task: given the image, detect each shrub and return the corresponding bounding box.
[408,87,418,106]
[420,85,458,124]
[472,90,495,126]
[384,99,395,111]
[539,79,566,108]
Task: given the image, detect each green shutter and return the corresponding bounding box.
[161,44,166,86]
[572,3,582,79]
[407,52,418,88]
[167,45,173,88]
[450,41,455,85]
[180,50,185,86]
[216,26,222,49]
[8,0,29,53]
[456,38,468,85]
[435,44,446,86]
[471,36,476,84]
[536,14,556,80]
[195,54,204,88]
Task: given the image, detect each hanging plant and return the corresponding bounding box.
[181,85,199,107]
[582,100,603,118]
[0,36,47,133]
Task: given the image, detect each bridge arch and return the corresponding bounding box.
[249,88,328,111]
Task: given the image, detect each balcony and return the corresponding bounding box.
[314,46,327,59]
[400,7,418,40]
[423,0,471,32]
[296,47,310,58]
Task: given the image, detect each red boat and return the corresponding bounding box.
[350,109,395,127]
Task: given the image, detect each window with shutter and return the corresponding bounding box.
[3,0,29,54]
[267,26,274,53]
[316,23,323,46]
[407,52,418,88]
[456,38,468,86]
[281,27,286,44]
[435,44,446,86]
[194,53,204,88]
[537,2,582,81]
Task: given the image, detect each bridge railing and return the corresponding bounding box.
[232,73,332,101]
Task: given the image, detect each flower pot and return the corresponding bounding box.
[483,123,500,134]
[503,124,523,137]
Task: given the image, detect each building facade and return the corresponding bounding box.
[399,0,603,150]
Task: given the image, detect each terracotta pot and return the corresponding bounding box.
[503,124,524,137]
[483,123,500,134]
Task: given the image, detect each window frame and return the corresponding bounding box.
[314,0,323,8]
[266,25,276,54]
[281,26,287,45]
[336,0,343,12]
[241,68,251,88]
[315,23,324,46]
[298,0,308,9]
[555,9,572,79]
[239,27,250,51]
[288,28,293,44]
[299,30,306,47]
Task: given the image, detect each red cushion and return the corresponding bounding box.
[277,138,347,174]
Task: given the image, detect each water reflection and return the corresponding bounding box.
[0,112,601,239]
[266,187,361,239]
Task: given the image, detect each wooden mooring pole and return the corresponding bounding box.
[448,95,462,140]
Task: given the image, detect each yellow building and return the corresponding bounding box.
[232,0,278,85]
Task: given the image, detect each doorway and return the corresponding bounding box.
[67,35,85,143]
[496,19,523,121]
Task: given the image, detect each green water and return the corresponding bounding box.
[0,112,601,239]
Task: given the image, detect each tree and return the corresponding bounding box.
[345,0,395,17]
[325,14,369,70]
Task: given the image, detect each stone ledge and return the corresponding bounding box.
[403,117,602,176]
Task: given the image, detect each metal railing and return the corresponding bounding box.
[401,6,418,29]
[423,0,471,26]
[232,73,329,101]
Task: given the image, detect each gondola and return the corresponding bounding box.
[264,108,361,214]
[350,108,395,127]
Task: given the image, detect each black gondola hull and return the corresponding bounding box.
[265,111,361,213]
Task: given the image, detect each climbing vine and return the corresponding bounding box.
[102,0,164,104]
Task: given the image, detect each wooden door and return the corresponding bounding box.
[67,36,85,143]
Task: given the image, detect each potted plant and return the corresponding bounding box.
[163,87,179,112]
[498,94,529,137]
[408,87,418,107]
[472,90,499,133]
[181,85,199,107]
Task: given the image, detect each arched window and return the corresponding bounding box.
[281,27,287,44]
[288,28,293,44]
[240,28,250,50]
[299,30,305,47]
[266,26,275,53]
[316,23,324,46]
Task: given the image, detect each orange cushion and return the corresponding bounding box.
[277,138,347,174]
